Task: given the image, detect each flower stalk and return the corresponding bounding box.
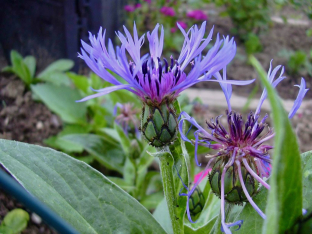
[159,153,183,234]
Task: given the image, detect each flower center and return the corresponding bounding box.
[128,56,187,101]
[206,110,273,165]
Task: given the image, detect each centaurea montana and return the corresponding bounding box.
[78,22,253,147]
[113,103,140,138]
[178,61,309,233]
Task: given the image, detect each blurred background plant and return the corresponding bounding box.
[123,0,208,55]
[278,49,312,76]
[0,209,29,234]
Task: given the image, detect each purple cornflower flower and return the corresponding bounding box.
[160,6,175,16]
[124,5,135,12]
[78,22,252,104]
[178,61,308,233]
[135,3,142,9]
[78,22,254,147]
[114,103,140,138]
[187,10,208,21]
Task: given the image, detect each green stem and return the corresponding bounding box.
[159,153,183,234]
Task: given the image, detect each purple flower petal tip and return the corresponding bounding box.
[288,77,309,119]
[221,220,244,232]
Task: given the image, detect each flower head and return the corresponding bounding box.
[78,22,253,147]
[78,22,251,104]
[187,10,208,21]
[160,6,175,16]
[124,3,141,12]
[178,62,308,233]
[114,103,140,138]
[124,5,135,12]
[135,3,142,8]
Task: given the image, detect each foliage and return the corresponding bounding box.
[288,0,312,19]
[0,139,166,234]
[278,49,312,75]
[0,209,29,234]
[208,0,271,42]
[2,50,73,87]
[244,33,263,55]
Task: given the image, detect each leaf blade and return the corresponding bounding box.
[0,139,166,234]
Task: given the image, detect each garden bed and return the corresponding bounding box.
[0,4,311,232]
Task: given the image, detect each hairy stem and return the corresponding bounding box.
[159,153,183,234]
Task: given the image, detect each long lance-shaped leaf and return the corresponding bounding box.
[249,55,302,234]
[0,139,166,234]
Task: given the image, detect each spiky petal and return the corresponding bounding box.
[78,22,254,104]
[178,62,309,233]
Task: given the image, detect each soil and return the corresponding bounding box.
[0,74,62,145]
[0,74,61,233]
[0,187,57,234]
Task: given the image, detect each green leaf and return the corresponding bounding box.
[249,55,302,234]
[38,72,71,86]
[31,83,87,124]
[44,124,89,153]
[67,72,89,93]
[108,88,141,107]
[237,188,268,234]
[141,192,164,210]
[99,128,121,142]
[170,99,190,223]
[106,177,136,192]
[23,56,36,78]
[219,187,268,234]
[2,208,29,234]
[184,217,217,234]
[37,59,74,78]
[114,123,131,156]
[301,151,312,208]
[184,179,220,232]
[1,66,14,73]
[10,50,32,85]
[153,199,173,234]
[124,157,136,186]
[62,134,125,173]
[137,170,161,200]
[0,227,13,234]
[245,33,262,55]
[44,136,84,153]
[0,139,166,234]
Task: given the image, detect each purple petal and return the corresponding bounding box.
[236,161,266,219]
[76,84,135,102]
[113,103,123,116]
[221,220,244,232]
[255,62,285,115]
[288,78,309,119]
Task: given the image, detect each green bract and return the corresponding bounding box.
[189,187,206,217]
[141,98,178,147]
[209,158,258,204]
